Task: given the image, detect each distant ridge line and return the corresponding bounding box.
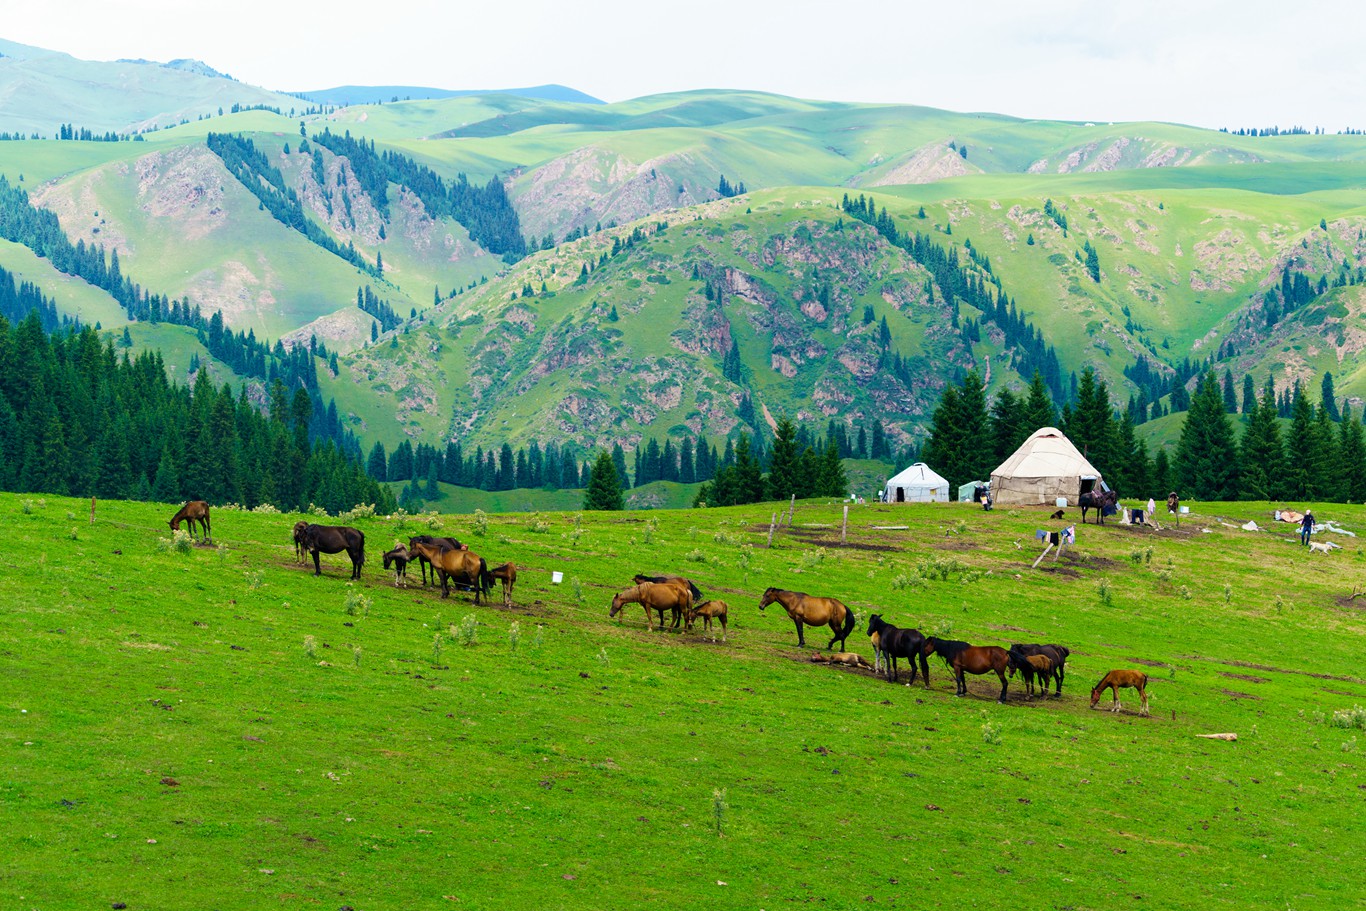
[294,84,605,106]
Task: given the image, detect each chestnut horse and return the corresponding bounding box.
[924,637,1010,702]
[1167,492,1181,526]
[299,524,365,579]
[169,501,211,543]
[1090,670,1150,716]
[759,588,855,651]
[1009,643,1069,696]
[685,599,729,641]
[610,581,693,631]
[409,541,491,603]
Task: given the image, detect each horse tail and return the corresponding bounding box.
[479,557,492,596]
[359,530,366,566]
[689,581,703,601]
[839,605,856,643]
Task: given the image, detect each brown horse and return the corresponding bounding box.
[1090,670,1150,716]
[382,544,411,587]
[685,599,729,641]
[490,562,517,607]
[409,541,491,603]
[409,535,469,586]
[300,524,365,579]
[1006,649,1054,699]
[1167,492,1181,526]
[925,637,1010,702]
[610,582,693,631]
[292,521,309,563]
[633,573,703,603]
[1009,643,1070,696]
[759,588,856,651]
[169,501,211,543]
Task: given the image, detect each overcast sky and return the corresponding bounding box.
[9,0,1364,129]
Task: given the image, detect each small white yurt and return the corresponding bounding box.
[883,463,950,503]
[989,427,1103,506]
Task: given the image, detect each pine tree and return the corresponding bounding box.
[766,417,801,501]
[1337,404,1366,503]
[1022,370,1056,432]
[583,451,624,510]
[1282,391,1317,499]
[816,442,848,497]
[1321,372,1341,422]
[1174,371,1239,500]
[989,387,1027,463]
[1238,386,1285,501]
[611,443,630,490]
[1063,367,1117,476]
[1241,374,1256,415]
[734,436,765,503]
[1222,368,1238,414]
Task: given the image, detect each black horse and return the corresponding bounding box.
[1009,643,1070,696]
[1079,488,1118,525]
[300,524,365,579]
[866,614,929,685]
[409,535,468,587]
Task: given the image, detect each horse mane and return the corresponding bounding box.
[1090,671,1113,694]
[930,638,972,665]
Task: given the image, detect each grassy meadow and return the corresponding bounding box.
[3,492,1365,909]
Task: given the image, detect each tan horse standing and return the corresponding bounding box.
[759,587,856,651]
[408,541,492,603]
[610,581,692,631]
[1091,670,1151,716]
[684,599,729,641]
[169,501,211,543]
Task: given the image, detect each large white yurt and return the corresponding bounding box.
[989,427,1103,506]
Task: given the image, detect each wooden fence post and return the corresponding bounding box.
[841,505,849,545]
[767,513,777,548]
[787,494,796,527]
[90,497,96,525]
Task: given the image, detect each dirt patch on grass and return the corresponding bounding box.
[935,540,978,551]
[1037,565,1081,578]
[1221,689,1261,700]
[1182,655,1366,685]
[1129,658,1169,668]
[1218,671,1269,684]
[796,538,902,553]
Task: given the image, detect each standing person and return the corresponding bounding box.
[1301,509,1315,546]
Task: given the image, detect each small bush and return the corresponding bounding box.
[245,570,265,590]
[571,577,584,604]
[1098,577,1112,605]
[508,621,521,654]
[685,549,708,564]
[344,588,371,617]
[930,619,955,638]
[454,614,478,647]
[307,503,329,517]
[340,503,377,521]
[1179,585,1193,601]
[1129,549,1145,565]
[1330,706,1366,729]
[981,719,1002,745]
[1223,583,1232,603]
[432,633,443,664]
[596,646,611,666]
[303,635,317,659]
[251,502,281,514]
[352,646,363,668]
[713,787,728,836]
[917,557,966,582]
[532,625,545,650]
[472,509,489,537]
[158,529,194,556]
[642,519,658,545]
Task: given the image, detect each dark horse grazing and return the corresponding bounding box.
[1167,492,1180,526]
[1079,488,1118,525]
[300,524,365,579]
[924,637,1010,702]
[866,614,929,685]
[409,535,468,587]
[759,588,856,651]
[1009,643,1069,696]
[169,501,211,543]
[409,541,492,603]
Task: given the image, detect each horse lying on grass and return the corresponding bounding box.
[810,652,873,669]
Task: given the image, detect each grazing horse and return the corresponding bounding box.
[169,501,211,543]
[1167,492,1181,526]
[489,562,517,607]
[1079,488,1118,525]
[759,588,856,652]
[300,524,365,579]
[610,582,693,631]
[382,544,411,587]
[409,541,491,603]
[1009,643,1070,696]
[1091,670,1150,716]
[409,535,469,587]
[633,574,703,603]
[924,637,1011,702]
[866,614,929,685]
[292,521,310,563]
[685,599,729,641]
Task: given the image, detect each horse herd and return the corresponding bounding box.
[168,501,1153,715]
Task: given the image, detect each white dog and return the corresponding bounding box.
[1308,540,1340,555]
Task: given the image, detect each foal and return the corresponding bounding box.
[1090,670,1150,716]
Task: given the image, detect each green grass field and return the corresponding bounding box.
[4,492,1365,909]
